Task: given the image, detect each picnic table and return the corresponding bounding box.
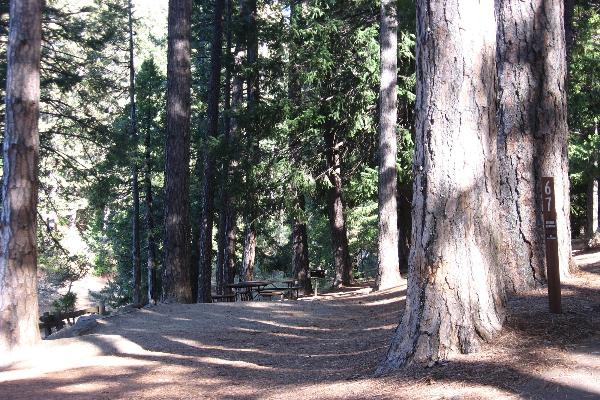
[225,279,302,301]
[226,280,272,301]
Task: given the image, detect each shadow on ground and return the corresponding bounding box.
[1,253,599,399]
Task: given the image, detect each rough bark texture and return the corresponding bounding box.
[376,0,402,291]
[496,0,572,290]
[198,0,226,304]
[532,0,572,278]
[288,2,311,295]
[324,127,352,287]
[241,223,256,281]
[163,0,193,303]
[0,0,42,352]
[379,0,505,371]
[127,0,143,306]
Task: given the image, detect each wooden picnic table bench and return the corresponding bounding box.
[211,293,236,303]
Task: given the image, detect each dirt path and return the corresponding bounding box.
[2,251,599,399]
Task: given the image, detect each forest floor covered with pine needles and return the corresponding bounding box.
[1,249,599,399]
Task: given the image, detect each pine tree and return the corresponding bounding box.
[163,0,193,303]
[379,0,505,370]
[376,0,403,290]
[0,0,42,352]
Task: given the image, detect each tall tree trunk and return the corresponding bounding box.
[163,0,193,303]
[127,0,143,306]
[0,0,42,352]
[376,0,402,291]
[586,176,598,237]
[497,0,572,288]
[215,0,233,294]
[324,127,352,287]
[379,0,505,371]
[144,116,159,303]
[239,0,259,282]
[223,0,243,292]
[216,0,245,289]
[216,212,226,294]
[198,0,226,304]
[289,1,311,295]
[241,222,256,281]
[535,2,572,278]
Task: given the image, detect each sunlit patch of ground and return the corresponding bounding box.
[2,250,599,399]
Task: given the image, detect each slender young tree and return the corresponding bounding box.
[379,0,505,370]
[240,0,259,281]
[163,0,193,303]
[127,0,143,305]
[324,125,352,287]
[137,59,163,304]
[198,0,226,303]
[289,1,311,294]
[0,0,42,352]
[216,0,238,295]
[375,0,403,290]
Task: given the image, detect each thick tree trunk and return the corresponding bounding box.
[324,127,352,287]
[0,0,42,352]
[379,0,505,371]
[375,0,402,291]
[198,0,226,304]
[127,0,143,306]
[163,0,193,303]
[534,0,572,278]
[288,2,311,295]
[241,223,256,281]
[497,0,572,285]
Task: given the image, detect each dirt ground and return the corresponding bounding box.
[1,250,599,400]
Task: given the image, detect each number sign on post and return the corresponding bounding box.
[542,177,561,314]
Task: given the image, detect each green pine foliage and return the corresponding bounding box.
[568,3,600,235]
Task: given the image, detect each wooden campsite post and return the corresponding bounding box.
[542,177,561,314]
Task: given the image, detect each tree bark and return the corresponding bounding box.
[127,0,143,306]
[220,0,243,294]
[292,195,311,293]
[144,115,159,303]
[239,0,259,282]
[379,0,505,371]
[289,1,311,295]
[241,222,256,281]
[375,0,402,291]
[586,177,598,237]
[496,0,572,287]
[397,182,412,275]
[0,0,42,352]
[534,0,572,278]
[324,127,352,287]
[163,0,193,303]
[198,0,226,304]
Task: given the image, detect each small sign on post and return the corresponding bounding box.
[542,177,561,314]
